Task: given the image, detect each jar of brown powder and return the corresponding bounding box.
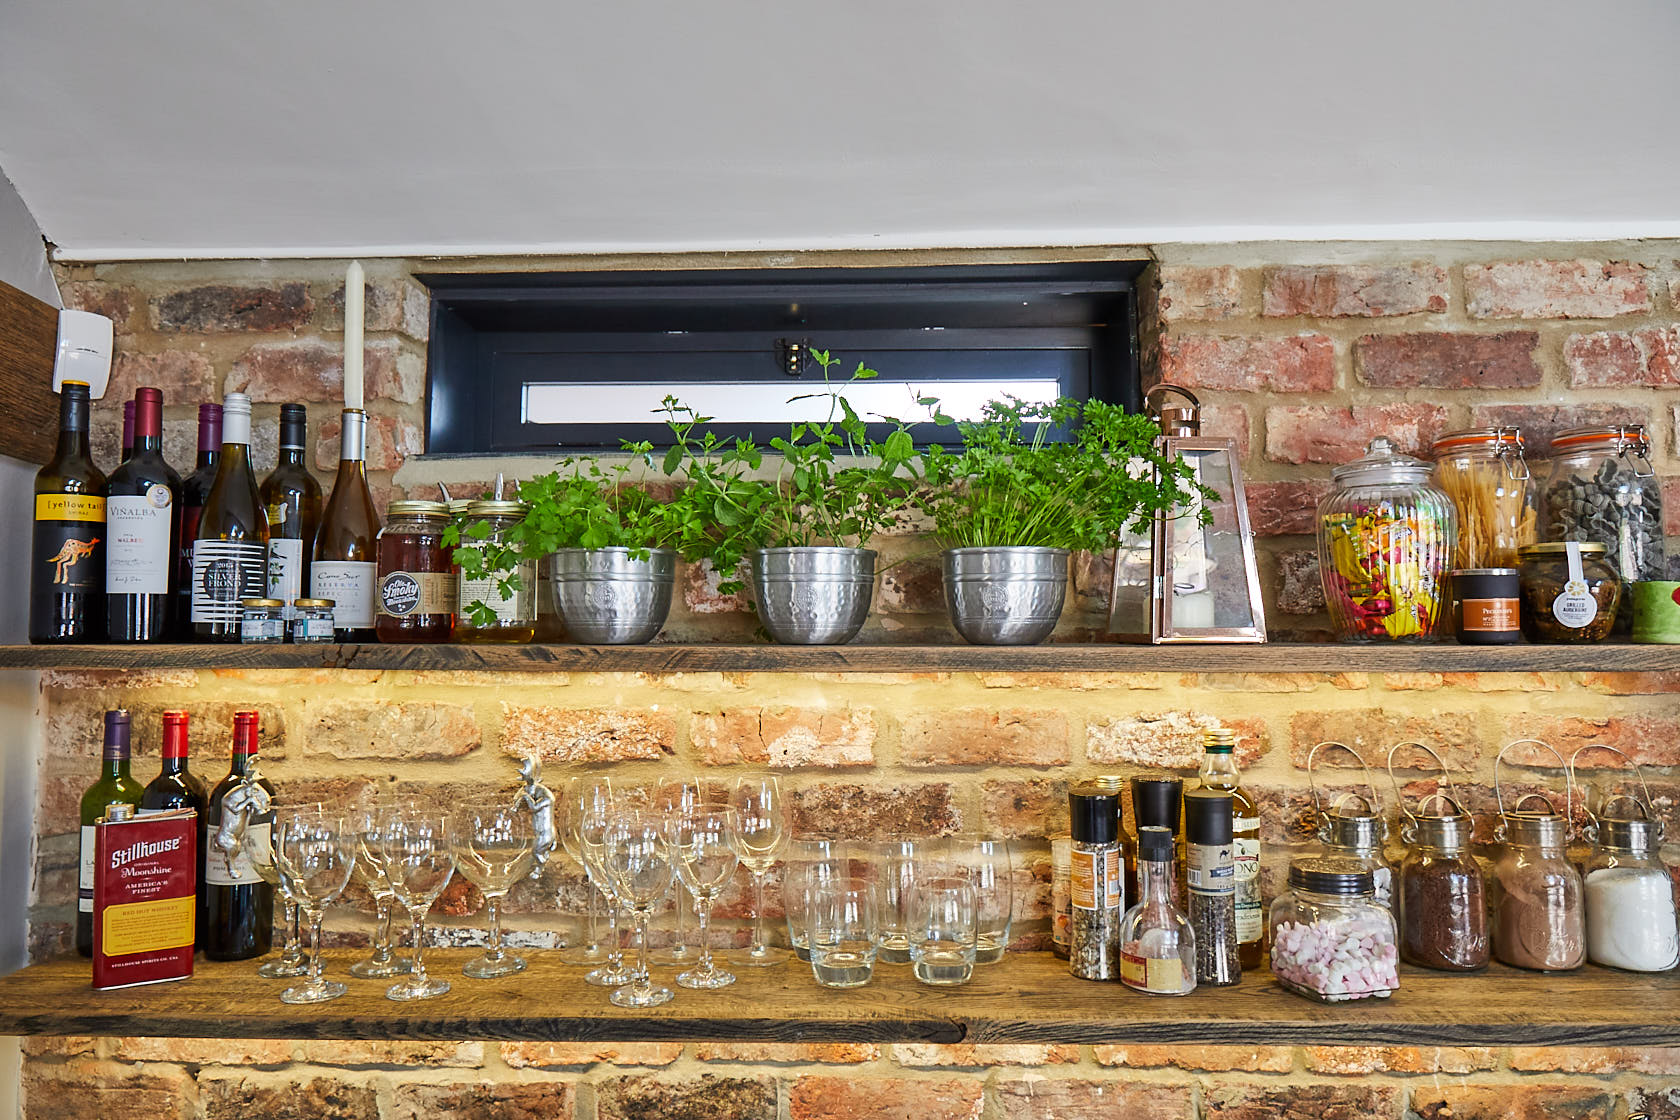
[1396,794,1489,971]
[1490,807,1585,971]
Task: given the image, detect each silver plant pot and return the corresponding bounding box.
[548,547,675,645]
[942,546,1069,645]
[751,547,876,645]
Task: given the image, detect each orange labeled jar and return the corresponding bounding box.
[375,500,455,643]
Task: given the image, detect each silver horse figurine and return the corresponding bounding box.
[513,754,558,877]
[211,757,273,877]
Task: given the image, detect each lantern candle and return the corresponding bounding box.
[343,260,365,410]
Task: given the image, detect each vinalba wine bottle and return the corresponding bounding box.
[76,709,145,956]
[106,387,183,642]
[140,710,209,946]
[31,381,107,643]
[260,403,322,620]
[312,408,381,641]
[204,710,275,961]
[175,404,221,640]
[191,393,267,642]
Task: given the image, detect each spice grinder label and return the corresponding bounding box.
[1552,541,1599,628]
[1186,841,1234,896]
[1070,847,1120,910]
[1463,597,1519,631]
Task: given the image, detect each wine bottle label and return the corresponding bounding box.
[79,824,96,913]
[459,569,533,623]
[378,571,457,617]
[312,561,377,629]
[35,495,106,595]
[204,821,270,886]
[106,489,174,595]
[189,540,266,624]
[266,539,305,614]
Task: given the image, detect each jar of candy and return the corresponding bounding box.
[1431,427,1538,569]
[375,500,456,643]
[1543,424,1665,632]
[454,500,538,643]
[1317,438,1457,641]
[1267,857,1399,1003]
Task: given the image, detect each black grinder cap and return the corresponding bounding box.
[1069,782,1120,845]
[1184,788,1234,846]
[1136,824,1175,863]
[1131,777,1183,835]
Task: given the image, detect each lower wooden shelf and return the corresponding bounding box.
[1,951,1674,1047]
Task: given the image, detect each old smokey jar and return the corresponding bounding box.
[375,500,456,642]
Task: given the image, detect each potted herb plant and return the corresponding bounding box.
[918,396,1205,645]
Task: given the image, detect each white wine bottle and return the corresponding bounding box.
[312,408,381,641]
[191,392,268,642]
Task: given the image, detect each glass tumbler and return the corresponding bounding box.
[910,875,977,987]
[782,840,840,962]
[952,836,1013,964]
[809,876,878,989]
[871,840,921,964]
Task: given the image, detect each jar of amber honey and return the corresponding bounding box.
[376,500,456,643]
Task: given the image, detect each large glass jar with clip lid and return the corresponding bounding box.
[1431,426,1537,570]
[1304,741,1395,909]
[454,499,538,643]
[1317,438,1457,642]
[1488,741,1585,971]
[1543,424,1666,632]
[1574,745,1679,972]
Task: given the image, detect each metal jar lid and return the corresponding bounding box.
[240,597,284,609]
[1331,437,1435,488]
[467,500,529,517]
[1518,541,1607,558]
[1289,855,1376,895]
[292,597,335,609]
[1322,808,1385,852]
[1502,810,1567,847]
[1549,424,1651,456]
[388,499,450,519]
[1598,815,1658,853]
[1410,810,1473,851]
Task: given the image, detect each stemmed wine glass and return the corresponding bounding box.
[578,791,636,987]
[669,807,739,989]
[348,797,412,979]
[270,807,356,1004]
[248,833,307,980]
[649,777,701,967]
[449,800,537,978]
[559,777,610,967]
[604,811,675,1008]
[380,806,456,1001]
[730,775,790,966]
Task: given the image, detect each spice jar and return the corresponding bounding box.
[1431,427,1538,569]
[1452,567,1521,645]
[454,500,538,643]
[1268,857,1400,1002]
[1305,742,1395,909]
[1543,424,1666,632]
[1517,542,1620,642]
[1395,795,1489,971]
[376,501,456,643]
[290,598,337,643]
[1119,826,1196,995]
[1183,788,1240,986]
[1317,438,1457,642]
[1050,837,1072,961]
[239,598,286,644]
[1574,748,1679,973]
[1068,782,1123,981]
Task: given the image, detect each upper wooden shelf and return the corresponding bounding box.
[0,641,1676,674]
[1,951,1675,1046]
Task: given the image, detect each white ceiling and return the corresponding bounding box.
[4,0,1679,260]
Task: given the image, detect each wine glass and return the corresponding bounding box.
[650,776,704,966]
[450,800,537,979]
[270,808,356,1004]
[380,806,456,1001]
[576,785,635,987]
[559,776,610,967]
[347,796,412,979]
[730,775,790,966]
[669,807,739,989]
[604,811,675,1008]
[249,833,307,980]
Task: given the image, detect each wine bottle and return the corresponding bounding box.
[31,381,108,644]
[175,404,222,640]
[312,408,381,641]
[260,403,322,620]
[76,709,146,956]
[106,388,183,642]
[120,399,134,463]
[204,710,275,961]
[140,710,210,946]
[191,393,268,642]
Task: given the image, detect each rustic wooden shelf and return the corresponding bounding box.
[1,951,1676,1046]
[0,641,1677,674]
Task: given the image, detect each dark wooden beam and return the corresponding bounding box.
[0,278,59,464]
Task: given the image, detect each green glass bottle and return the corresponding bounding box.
[76,709,147,957]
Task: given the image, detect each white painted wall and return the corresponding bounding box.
[2,0,1678,259]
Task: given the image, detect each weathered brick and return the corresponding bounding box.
[1264,403,1451,463]
[994,1079,1194,1120]
[388,1081,573,1120]
[1159,334,1335,392]
[60,280,137,328]
[1579,671,1680,694]
[227,337,398,403]
[1202,1084,1402,1120]
[1276,548,1326,615]
[1565,326,1680,387]
[499,705,675,762]
[1088,712,1267,768]
[22,1060,192,1120]
[1291,709,1477,771]
[1263,264,1447,317]
[790,1076,983,1120]
[790,782,962,839]
[1667,477,1680,537]
[596,1074,776,1120]
[295,1040,483,1066]
[41,668,200,690]
[199,1074,377,1120]
[1302,1045,1496,1074]
[1410,1085,1612,1120]
[20,1035,95,1058]
[688,1043,879,1063]
[691,707,875,767]
[305,699,479,761]
[878,555,944,613]
[324,277,431,340]
[981,778,1070,838]
[1246,480,1330,536]
[1440,671,1561,692]
[889,1043,1078,1066]
[901,707,1069,766]
[1509,1046,1680,1074]
[1201,403,1252,462]
[314,411,421,472]
[106,349,218,405]
[500,1042,684,1068]
[1157,265,1245,322]
[1466,259,1650,319]
[113,1036,293,1064]
[1197,672,1366,692]
[44,698,287,764]
[1356,331,1541,389]
[1501,714,1680,768]
[1091,1043,1293,1071]
[1468,402,1649,450]
[150,282,313,332]
[1381,672,1443,690]
[682,559,750,614]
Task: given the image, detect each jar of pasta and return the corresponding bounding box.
[1431,427,1537,570]
[1542,424,1665,633]
[454,500,538,643]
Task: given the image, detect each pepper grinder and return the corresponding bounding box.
[1184,788,1241,986]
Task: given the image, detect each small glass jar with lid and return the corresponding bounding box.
[1267,857,1399,1003]
[239,598,286,644]
[454,500,537,644]
[1574,746,1679,973]
[1317,438,1458,642]
[1431,427,1538,570]
[1516,541,1620,642]
[290,598,337,644]
[1543,424,1666,632]
[375,500,456,643]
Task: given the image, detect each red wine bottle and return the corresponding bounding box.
[106,388,183,642]
[174,404,222,640]
[120,399,134,463]
[203,711,275,961]
[140,710,209,947]
[191,393,267,642]
[76,709,145,956]
[31,381,107,643]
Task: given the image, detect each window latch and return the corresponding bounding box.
[776,337,812,377]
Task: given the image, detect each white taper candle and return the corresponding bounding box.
[343,260,365,410]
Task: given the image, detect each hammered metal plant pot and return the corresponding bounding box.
[942,546,1069,645]
[752,547,877,645]
[548,548,675,645]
